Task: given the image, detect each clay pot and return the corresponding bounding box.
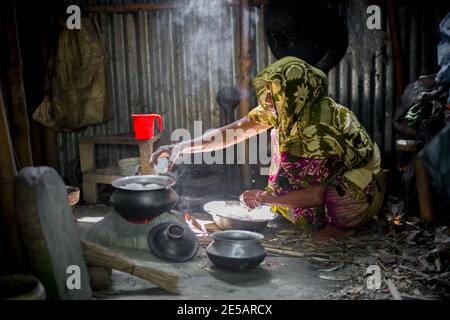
[206,230,266,271]
[148,222,199,262]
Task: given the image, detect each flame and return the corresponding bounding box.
[184,211,208,236]
[127,217,153,224]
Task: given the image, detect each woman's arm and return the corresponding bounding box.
[241,185,327,210]
[262,186,327,208]
[150,116,271,164]
[179,117,271,153]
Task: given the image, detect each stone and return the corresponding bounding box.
[14,167,92,300]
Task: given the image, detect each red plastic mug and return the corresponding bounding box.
[131,114,163,140]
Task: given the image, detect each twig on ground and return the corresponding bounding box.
[384,278,402,300]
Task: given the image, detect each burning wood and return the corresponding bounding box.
[184,212,208,236]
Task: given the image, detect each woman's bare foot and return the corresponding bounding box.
[313,225,355,243]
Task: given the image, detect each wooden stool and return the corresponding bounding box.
[79,134,160,203]
[396,139,435,221]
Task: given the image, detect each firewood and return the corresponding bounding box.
[264,247,304,258]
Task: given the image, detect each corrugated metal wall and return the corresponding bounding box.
[56,0,449,179]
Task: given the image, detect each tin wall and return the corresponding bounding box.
[56,0,449,179]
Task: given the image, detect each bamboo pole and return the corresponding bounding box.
[0,86,25,271]
[239,0,252,189]
[3,0,33,168]
[386,0,405,97]
[413,158,435,221]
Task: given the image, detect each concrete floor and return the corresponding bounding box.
[74,205,342,300]
[92,248,336,300]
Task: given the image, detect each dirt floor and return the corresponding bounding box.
[74,204,450,300]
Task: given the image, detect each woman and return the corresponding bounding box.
[151,57,385,242]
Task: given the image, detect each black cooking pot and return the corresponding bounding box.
[109,175,178,221]
[206,230,266,271]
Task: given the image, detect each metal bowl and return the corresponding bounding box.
[203,201,274,232]
[206,230,266,271]
[212,214,269,232]
[111,175,176,190]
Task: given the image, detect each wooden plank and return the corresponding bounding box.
[85,166,120,176]
[82,183,98,204]
[139,140,154,174]
[79,134,160,203]
[79,142,97,203]
[79,142,95,172]
[79,133,160,146]
[413,158,435,221]
[82,167,120,202]
[3,0,33,167]
[83,173,121,185]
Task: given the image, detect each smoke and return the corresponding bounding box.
[174,0,234,88]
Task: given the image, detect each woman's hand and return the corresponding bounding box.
[416,91,437,104]
[150,144,183,170]
[239,189,271,210]
[150,145,173,165]
[240,185,327,211]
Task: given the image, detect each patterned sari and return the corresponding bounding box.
[248,57,385,228]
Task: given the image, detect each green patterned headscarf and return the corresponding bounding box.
[249,56,376,178]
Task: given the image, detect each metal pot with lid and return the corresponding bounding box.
[109,175,178,222]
